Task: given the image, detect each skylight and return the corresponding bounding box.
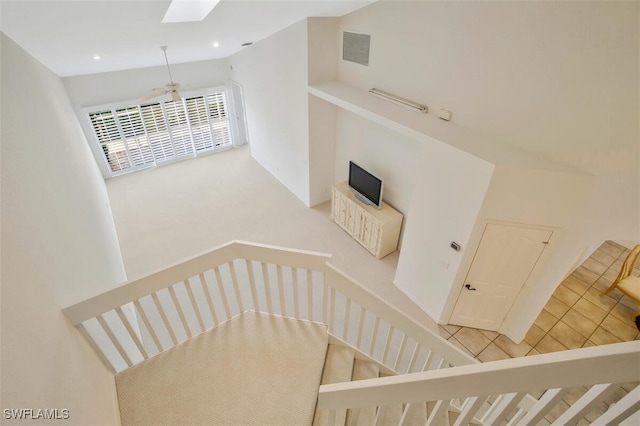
[162,0,221,23]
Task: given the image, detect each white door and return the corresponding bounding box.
[449,223,553,331]
[231,81,249,145]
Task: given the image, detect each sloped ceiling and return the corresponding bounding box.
[0,0,374,77]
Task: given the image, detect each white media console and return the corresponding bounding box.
[331,181,403,259]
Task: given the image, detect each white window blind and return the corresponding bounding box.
[88,90,232,176]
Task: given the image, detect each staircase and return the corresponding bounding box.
[314,342,475,426]
[115,311,328,425]
[313,344,413,426]
[313,339,442,426]
[62,240,640,425]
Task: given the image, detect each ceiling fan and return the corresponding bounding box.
[141,46,182,102]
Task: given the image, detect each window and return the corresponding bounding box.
[88,90,232,176]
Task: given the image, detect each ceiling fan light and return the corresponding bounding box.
[162,0,221,23]
[141,46,183,102]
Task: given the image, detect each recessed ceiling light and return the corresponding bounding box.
[241,42,253,47]
[92,54,101,60]
[212,42,220,48]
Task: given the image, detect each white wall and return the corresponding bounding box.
[393,139,494,322]
[63,58,229,108]
[461,166,593,341]
[338,1,638,175]
[322,75,593,336]
[338,0,639,241]
[229,20,311,205]
[308,17,339,85]
[333,0,639,331]
[309,96,337,206]
[1,34,127,424]
[333,110,419,219]
[308,18,340,206]
[328,100,495,322]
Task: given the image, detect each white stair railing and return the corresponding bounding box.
[63,241,330,372]
[322,263,475,372]
[62,240,639,424]
[62,240,473,374]
[316,340,640,425]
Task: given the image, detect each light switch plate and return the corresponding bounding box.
[438,109,452,121]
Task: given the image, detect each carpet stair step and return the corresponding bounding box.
[346,360,379,425]
[352,359,379,381]
[376,404,403,425]
[321,344,356,384]
[427,400,437,418]
[116,312,328,426]
[375,373,403,426]
[315,342,485,426]
[313,344,356,426]
[402,402,428,426]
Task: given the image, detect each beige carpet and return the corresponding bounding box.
[116,311,328,425]
[107,146,440,334]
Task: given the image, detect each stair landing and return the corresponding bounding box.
[115,311,328,425]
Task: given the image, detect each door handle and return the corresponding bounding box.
[465,284,476,291]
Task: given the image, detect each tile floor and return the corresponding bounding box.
[438,240,639,362]
[438,241,639,425]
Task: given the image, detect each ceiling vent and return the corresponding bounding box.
[342,31,370,66]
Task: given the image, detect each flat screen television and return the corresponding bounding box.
[348,161,383,209]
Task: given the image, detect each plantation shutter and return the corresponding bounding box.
[185,96,214,151]
[89,110,131,172]
[89,89,233,176]
[163,100,195,158]
[140,103,173,162]
[206,93,231,147]
[116,106,155,167]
